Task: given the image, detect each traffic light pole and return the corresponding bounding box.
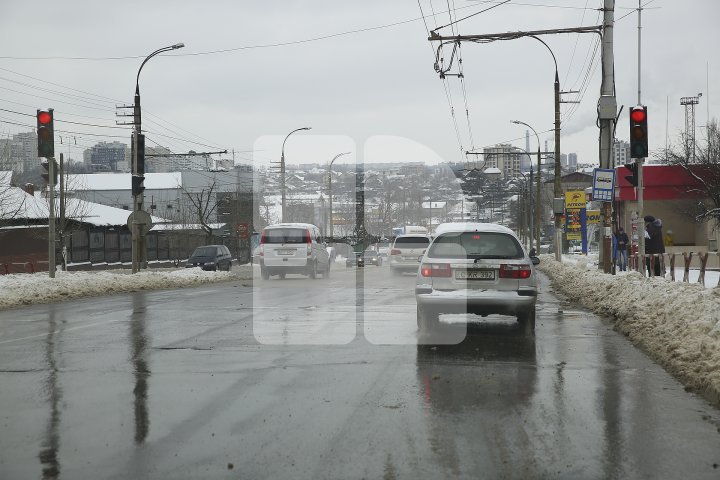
[636,0,646,274]
[132,129,140,274]
[48,155,56,278]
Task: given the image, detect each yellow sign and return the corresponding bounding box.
[565,190,586,209]
[586,210,601,224]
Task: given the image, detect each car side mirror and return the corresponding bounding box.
[531,256,540,265]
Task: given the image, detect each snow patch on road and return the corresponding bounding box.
[538,254,720,406]
[0,266,252,310]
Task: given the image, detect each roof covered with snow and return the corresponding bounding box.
[67,172,183,191]
[0,186,168,227]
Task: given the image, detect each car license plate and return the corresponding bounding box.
[277,249,295,256]
[455,269,494,280]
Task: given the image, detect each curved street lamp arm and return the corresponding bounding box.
[511,120,540,147]
[282,127,312,155]
[136,43,185,93]
[330,151,351,168]
[528,35,558,81]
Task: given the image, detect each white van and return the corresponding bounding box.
[389,234,431,275]
[259,223,330,280]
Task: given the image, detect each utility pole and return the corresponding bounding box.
[636,0,646,274]
[598,0,617,273]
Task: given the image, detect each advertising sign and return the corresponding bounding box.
[565,209,583,241]
[586,210,601,225]
[565,190,586,209]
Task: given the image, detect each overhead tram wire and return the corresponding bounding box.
[467,128,555,154]
[0,2,638,61]
[561,33,601,125]
[418,0,466,159]
[447,0,477,151]
[562,0,591,87]
[0,76,117,109]
[0,68,229,152]
[0,66,124,104]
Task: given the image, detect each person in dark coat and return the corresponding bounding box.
[644,215,665,276]
[614,227,629,271]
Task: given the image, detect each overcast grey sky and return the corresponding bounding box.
[1,0,718,169]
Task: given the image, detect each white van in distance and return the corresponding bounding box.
[259,223,330,280]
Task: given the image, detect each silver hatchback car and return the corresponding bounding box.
[415,223,539,332]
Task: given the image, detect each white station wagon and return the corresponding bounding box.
[415,223,539,333]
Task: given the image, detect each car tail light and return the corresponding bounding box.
[499,264,532,279]
[391,249,401,255]
[420,263,452,278]
[260,232,266,257]
[306,229,312,256]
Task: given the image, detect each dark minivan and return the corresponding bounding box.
[185,245,232,271]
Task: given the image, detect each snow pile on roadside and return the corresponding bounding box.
[538,255,720,405]
[0,266,252,310]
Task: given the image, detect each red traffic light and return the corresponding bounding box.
[630,108,646,123]
[37,110,52,125]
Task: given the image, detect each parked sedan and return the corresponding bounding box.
[185,245,233,271]
[346,252,364,268]
[415,223,539,333]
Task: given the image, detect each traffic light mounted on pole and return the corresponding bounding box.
[130,133,146,197]
[37,109,55,159]
[629,105,648,158]
[623,162,639,187]
[131,175,145,197]
[41,158,58,185]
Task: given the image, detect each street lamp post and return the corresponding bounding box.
[511,120,542,253]
[280,127,312,223]
[132,42,184,274]
[327,151,351,240]
[527,36,562,261]
[515,168,533,249]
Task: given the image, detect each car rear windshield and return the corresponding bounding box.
[192,246,217,257]
[264,228,308,244]
[429,232,524,259]
[393,236,430,248]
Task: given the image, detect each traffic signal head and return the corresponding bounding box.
[135,133,145,175]
[624,162,639,187]
[131,174,145,197]
[37,109,55,158]
[629,105,648,159]
[41,157,58,185]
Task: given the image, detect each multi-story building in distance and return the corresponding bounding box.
[0,131,38,174]
[613,140,630,165]
[83,141,129,172]
[483,144,523,178]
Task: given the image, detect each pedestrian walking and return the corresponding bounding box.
[615,227,629,271]
[644,215,665,276]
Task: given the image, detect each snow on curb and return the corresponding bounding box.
[538,254,720,406]
[0,266,253,310]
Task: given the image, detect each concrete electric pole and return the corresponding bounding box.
[598,0,617,273]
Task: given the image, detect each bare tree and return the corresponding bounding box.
[0,184,26,229]
[183,180,219,242]
[660,120,720,222]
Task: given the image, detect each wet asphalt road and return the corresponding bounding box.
[1,263,720,479]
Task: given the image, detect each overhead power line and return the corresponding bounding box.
[0,2,645,61]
